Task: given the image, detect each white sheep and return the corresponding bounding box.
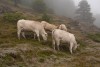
[41,21,68,32]
[41,21,58,31]
[17,19,47,41]
[59,24,67,31]
[52,29,79,54]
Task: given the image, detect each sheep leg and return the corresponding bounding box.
[35,31,40,41]
[22,32,26,39]
[56,39,60,51]
[34,33,36,39]
[17,29,21,40]
[37,35,40,41]
[69,42,73,54]
[52,39,56,50]
[73,41,78,51]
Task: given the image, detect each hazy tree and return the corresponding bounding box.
[32,0,47,13]
[75,0,95,24]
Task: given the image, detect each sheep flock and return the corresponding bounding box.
[17,19,79,54]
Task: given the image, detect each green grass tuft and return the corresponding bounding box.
[36,50,54,58]
[87,33,100,43]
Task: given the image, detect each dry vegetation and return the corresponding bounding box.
[0,0,100,67]
[0,13,100,67]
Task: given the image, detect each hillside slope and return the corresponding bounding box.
[0,0,100,67]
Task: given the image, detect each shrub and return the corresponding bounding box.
[77,39,86,47]
[2,12,25,23]
[41,13,52,23]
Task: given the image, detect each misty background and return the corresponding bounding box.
[20,0,100,28]
[45,0,100,28]
[74,0,100,28]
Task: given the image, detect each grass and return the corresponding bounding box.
[0,54,22,66]
[0,22,41,45]
[77,39,87,47]
[36,50,55,58]
[0,16,93,67]
[87,33,100,43]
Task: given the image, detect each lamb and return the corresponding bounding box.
[52,29,79,54]
[41,21,58,31]
[17,19,47,41]
[59,24,67,31]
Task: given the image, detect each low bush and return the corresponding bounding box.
[2,12,25,23]
[41,13,52,23]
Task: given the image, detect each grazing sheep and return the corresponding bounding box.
[17,19,47,41]
[52,29,79,54]
[59,24,67,31]
[41,21,58,31]
[41,21,67,32]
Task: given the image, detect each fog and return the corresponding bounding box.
[74,0,100,28]
[44,0,100,28]
[20,0,76,18]
[44,0,100,17]
[44,0,76,18]
[46,0,100,28]
[20,0,100,28]
[74,0,100,14]
[94,14,100,28]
